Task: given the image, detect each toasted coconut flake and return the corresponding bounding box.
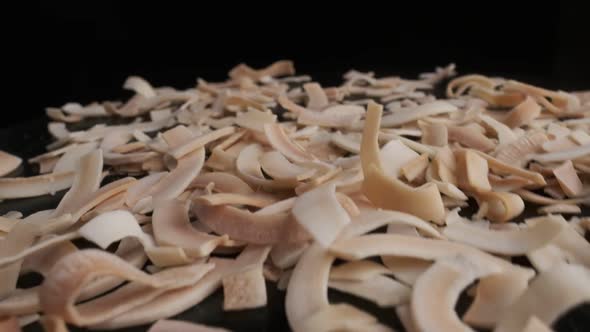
[153,200,229,258]
[270,241,309,269]
[463,271,531,329]
[222,246,269,311]
[381,101,458,127]
[0,171,75,200]
[330,274,410,307]
[329,260,393,281]
[194,193,277,208]
[538,203,581,214]
[303,83,329,110]
[475,150,546,185]
[515,188,589,205]
[361,102,445,223]
[123,76,156,98]
[192,204,309,244]
[169,127,235,160]
[552,160,584,197]
[456,149,492,192]
[0,316,20,332]
[297,105,364,129]
[229,60,295,81]
[190,172,253,195]
[495,263,590,332]
[420,121,448,146]
[479,114,517,145]
[264,124,315,162]
[401,153,429,182]
[292,183,350,247]
[235,144,298,190]
[235,108,276,132]
[503,96,542,128]
[476,191,525,223]
[259,151,316,181]
[412,257,497,332]
[522,316,554,332]
[442,214,563,255]
[39,249,213,326]
[494,131,548,167]
[0,151,22,177]
[448,125,496,152]
[46,108,83,123]
[40,316,69,332]
[529,144,590,163]
[148,319,229,332]
[331,132,361,154]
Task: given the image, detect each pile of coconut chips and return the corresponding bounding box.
[0,60,589,332]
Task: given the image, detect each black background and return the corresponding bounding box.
[3,1,589,127]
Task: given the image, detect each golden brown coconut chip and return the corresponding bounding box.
[148,319,230,332]
[303,82,329,110]
[411,256,499,332]
[494,263,590,332]
[463,271,531,329]
[455,149,492,192]
[474,191,525,223]
[360,101,445,223]
[552,160,584,197]
[442,214,563,255]
[152,200,230,258]
[39,249,213,326]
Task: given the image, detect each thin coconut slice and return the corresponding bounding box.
[0,151,22,177]
[194,193,277,208]
[125,172,167,208]
[192,204,309,244]
[169,127,235,160]
[39,249,213,326]
[474,152,547,185]
[303,82,329,110]
[401,153,429,183]
[297,105,364,128]
[189,172,253,195]
[456,149,492,192]
[329,274,410,307]
[494,263,590,332]
[380,101,458,127]
[331,132,361,154]
[0,317,20,332]
[95,246,269,329]
[442,216,563,255]
[360,101,445,223]
[412,256,498,332]
[479,114,517,145]
[396,305,418,332]
[148,319,229,332]
[463,271,531,329]
[152,200,230,258]
[235,144,298,190]
[40,316,69,332]
[264,124,315,162]
[448,125,496,152]
[526,215,590,271]
[259,151,316,181]
[270,240,309,269]
[0,171,75,200]
[234,108,276,132]
[296,302,378,332]
[528,144,590,163]
[229,60,295,81]
[123,76,156,98]
[292,183,351,247]
[329,260,394,281]
[538,204,581,214]
[222,245,270,311]
[420,121,448,147]
[494,132,548,167]
[522,316,554,332]
[552,160,584,197]
[503,96,542,128]
[515,189,590,205]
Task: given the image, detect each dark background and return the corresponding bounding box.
[2,1,587,128]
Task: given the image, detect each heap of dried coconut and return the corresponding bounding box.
[0,60,589,332]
